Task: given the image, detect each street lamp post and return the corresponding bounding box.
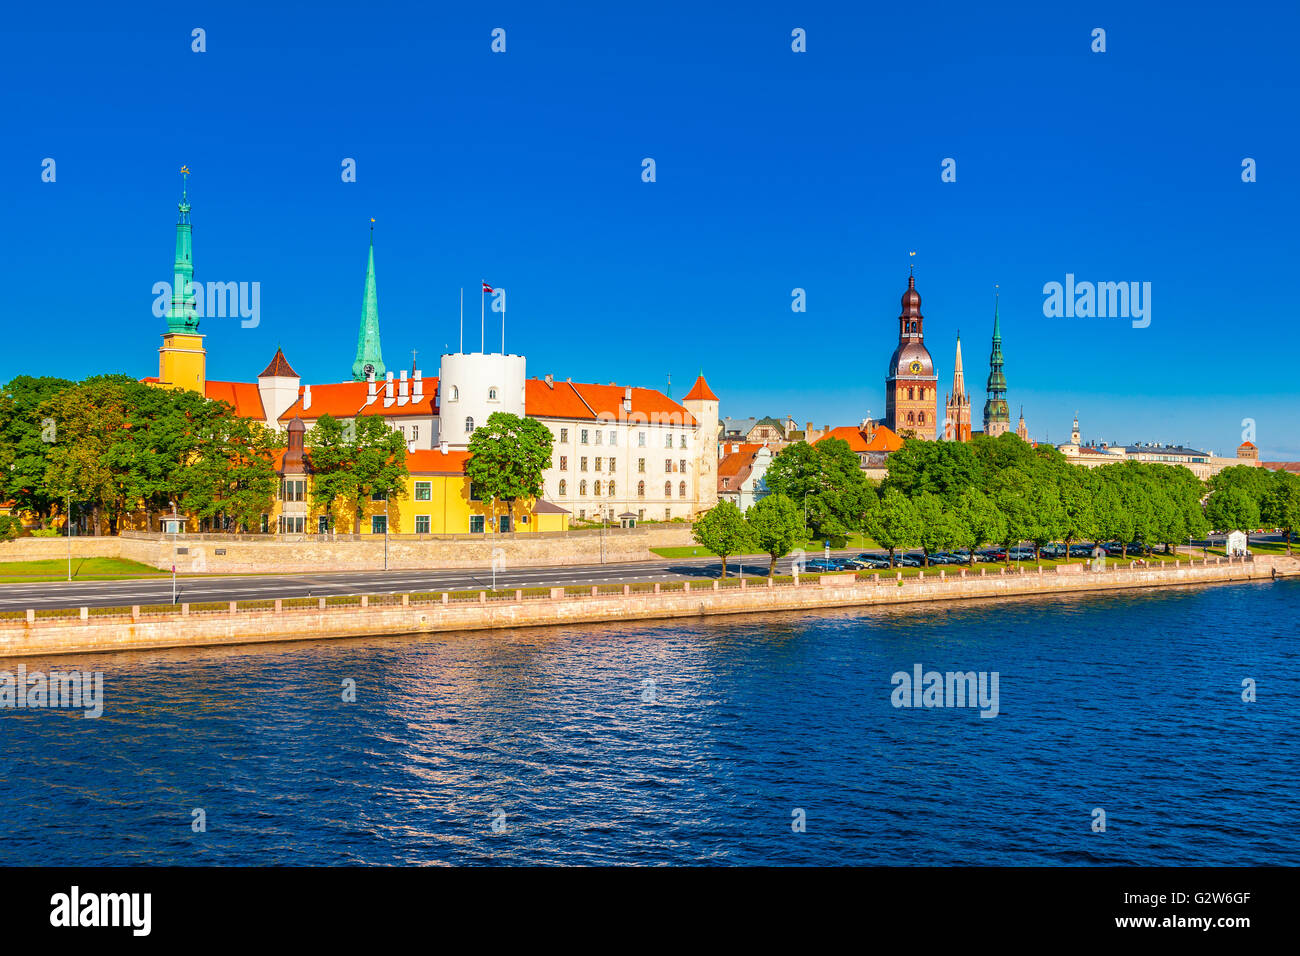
[384,494,389,571]
[66,493,72,582]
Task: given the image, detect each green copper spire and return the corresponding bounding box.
[165,166,199,333]
[351,222,386,381]
[983,288,1010,432]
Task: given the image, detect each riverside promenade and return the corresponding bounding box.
[0,555,1293,660]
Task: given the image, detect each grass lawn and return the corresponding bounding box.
[1204,539,1297,557]
[0,557,167,583]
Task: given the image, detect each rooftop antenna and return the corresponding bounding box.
[459,288,463,353]
[411,349,418,374]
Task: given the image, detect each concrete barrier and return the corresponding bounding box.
[0,556,1293,660]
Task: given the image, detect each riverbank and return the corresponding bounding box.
[1,554,1293,659]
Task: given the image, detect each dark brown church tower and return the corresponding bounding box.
[884,270,938,438]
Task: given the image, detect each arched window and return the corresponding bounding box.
[919,412,926,424]
[579,480,587,495]
[465,416,475,434]
[664,481,672,497]
[488,387,498,400]
[678,481,686,498]
[593,481,601,496]
[608,481,615,496]
[559,480,567,496]
[637,481,645,497]
[450,385,459,401]
[907,412,915,425]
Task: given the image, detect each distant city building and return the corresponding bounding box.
[813,420,903,482]
[884,270,938,439]
[144,175,718,533]
[943,333,972,441]
[1056,415,1260,478]
[983,293,1011,437]
[1237,441,1258,462]
[719,415,797,446]
[717,442,774,510]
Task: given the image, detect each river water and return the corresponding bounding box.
[1,580,1296,865]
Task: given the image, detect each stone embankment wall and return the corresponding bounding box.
[1,555,1292,660]
[0,524,696,573]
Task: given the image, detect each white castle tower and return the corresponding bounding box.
[436,351,527,448]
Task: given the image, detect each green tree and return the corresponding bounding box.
[954,488,1007,565]
[1023,462,1068,561]
[1262,472,1300,553]
[465,412,555,533]
[746,493,803,576]
[173,414,279,531]
[305,413,409,533]
[1057,467,1098,559]
[1091,472,1136,556]
[1205,485,1260,549]
[691,500,753,578]
[883,439,981,502]
[865,489,921,568]
[0,375,74,524]
[988,468,1034,563]
[765,439,873,540]
[914,492,963,566]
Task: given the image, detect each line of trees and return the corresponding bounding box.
[0,375,411,536]
[691,433,1300,574]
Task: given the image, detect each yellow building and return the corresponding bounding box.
[262,420,568,536]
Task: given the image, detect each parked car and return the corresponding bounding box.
[843,554,890,570]
[1069,544,1095,557]
[802,558,840,572]
[898,555,923,568]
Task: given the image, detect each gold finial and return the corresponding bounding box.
[180,165,189,176]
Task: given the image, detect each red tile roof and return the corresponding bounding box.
[407,449,469,475]
[683,374,718,402]
[718,444,763,477]
[525,379,696,426]
[862,425,903,453]
[278,380,439,421]
[204,381,266,419]
[815,426,871,453]
[259,348,299,378]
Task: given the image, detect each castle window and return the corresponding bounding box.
[450,385,459,401]
[579,480,588,495]
[919,412,926,424]
[637,481,645,497]
[664,481,672,497]
[560,428,569,443]
[593,481,601,496]
[488,387,498,401]
[608,481,615,496]
[465,416,475,434]
[559,456,568,471]
[679,435,686,449]
[559,480,567,496]
[679,459,686,473]
[678,481,686,498]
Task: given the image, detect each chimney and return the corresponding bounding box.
[413,370,423,402]
[303,385,312,411]
[545,373,553,389]
[384,371,395,406]
[399,369,409,404]
[367,373,377,401]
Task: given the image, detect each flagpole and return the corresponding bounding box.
[459,287,463,353]
[502,289,506,355]
[480,281,485,353]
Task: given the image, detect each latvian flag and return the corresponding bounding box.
[482,281,494,294]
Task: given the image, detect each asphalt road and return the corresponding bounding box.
[0,534,1283,611]
[0,552,832,611]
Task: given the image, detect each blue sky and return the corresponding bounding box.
[3,1,1297,458]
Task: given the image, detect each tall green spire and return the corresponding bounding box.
[983,288,1010,433]
[165,166,199,333]
[351,222,386,381]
